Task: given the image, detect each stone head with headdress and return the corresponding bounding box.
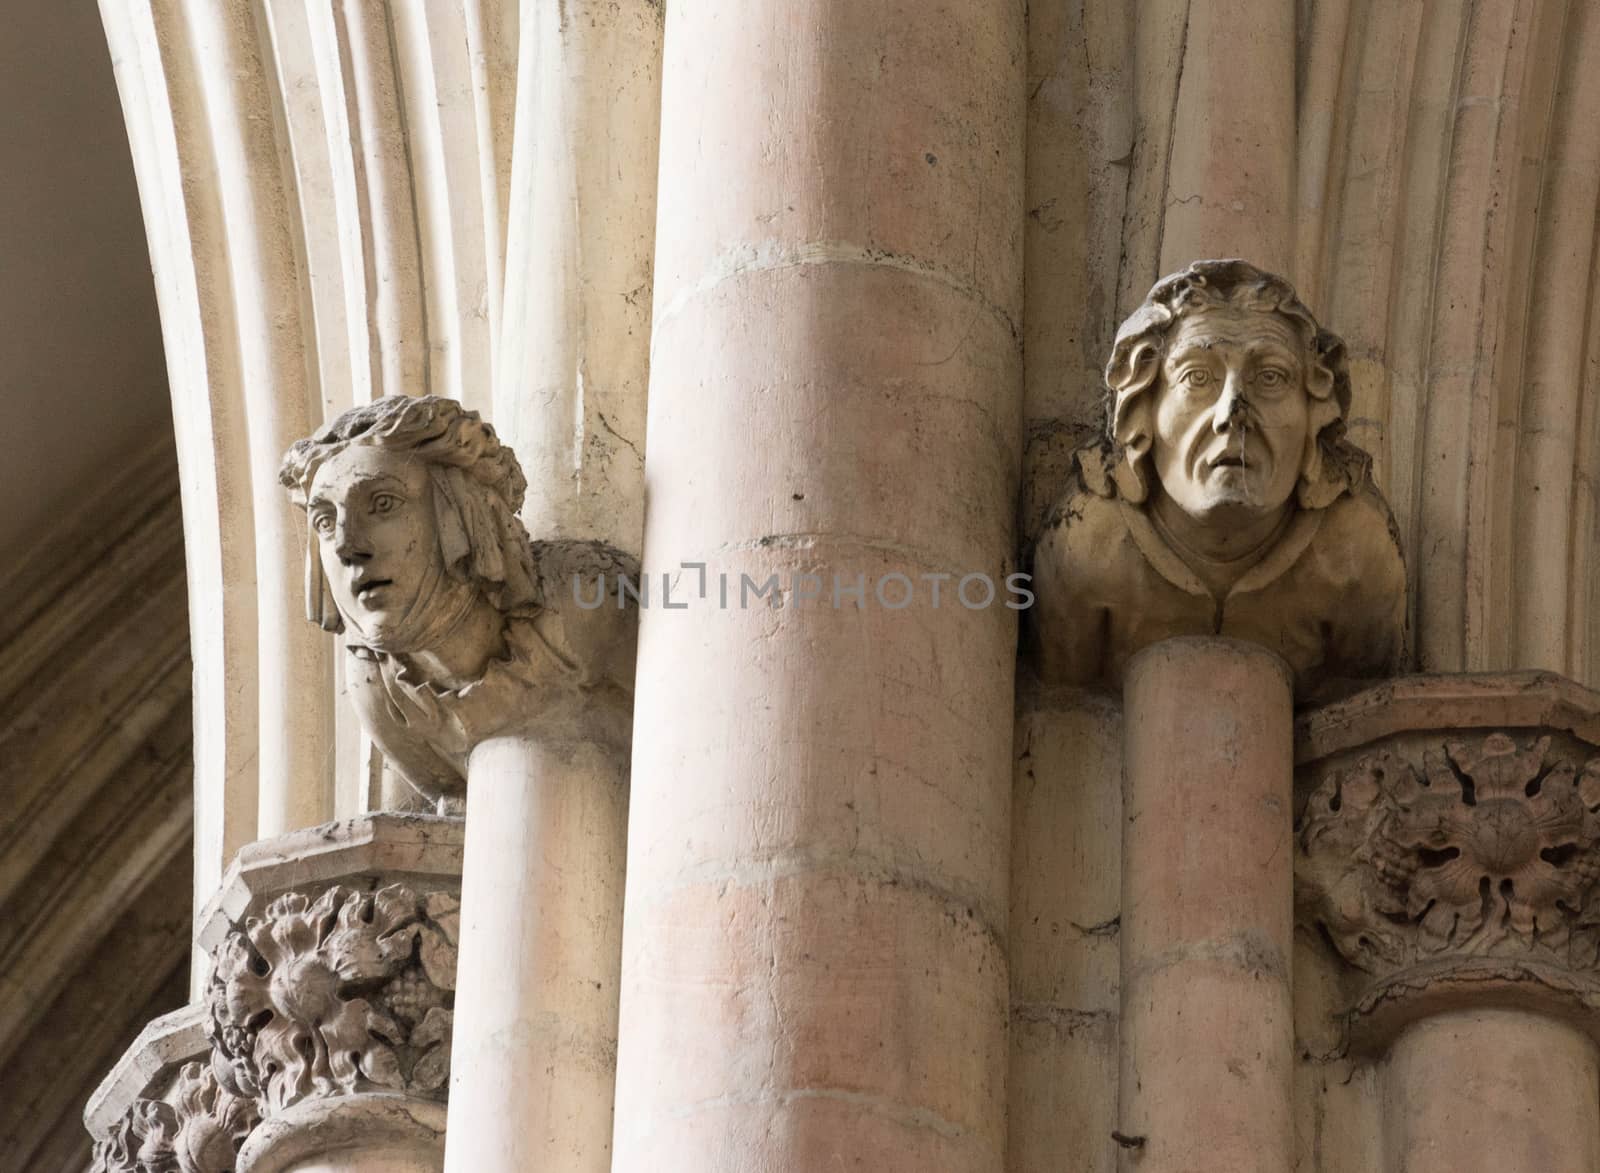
[279,395,537,663]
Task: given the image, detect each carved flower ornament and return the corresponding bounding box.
[206,883,458,1115]
[1298,734,1600,972]
[91,1062,258,1173]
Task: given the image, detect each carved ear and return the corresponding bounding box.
[1297,395,1349,509]
[1304,359,1336,403]
[1106,336,1161,399]
[1112,395,1155,505]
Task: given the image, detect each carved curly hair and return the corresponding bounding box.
[279,395,538,632]
[1093,258,1363,509]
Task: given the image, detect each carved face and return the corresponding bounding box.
[306,446,447,647]
[1150,305,1310,523]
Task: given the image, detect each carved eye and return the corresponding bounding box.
[371,493,400,515]
[1256,368,1290,389]
[1180,368,1212,388]
[311,511,335,536]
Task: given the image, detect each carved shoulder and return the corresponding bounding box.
[1303,489,1409,679]
[1028,489,1129,686]
[529,539,640,692]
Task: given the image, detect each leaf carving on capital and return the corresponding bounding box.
[90,1063,259,1173]
[1298,734,1600,973]
[205,883,459,1115]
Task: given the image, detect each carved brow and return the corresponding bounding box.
[1243,341,1299,365]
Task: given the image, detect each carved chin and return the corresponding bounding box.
[1188,474,1280,516]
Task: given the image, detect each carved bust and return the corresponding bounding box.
[281,395,633,805]
[1031,259,1406,695]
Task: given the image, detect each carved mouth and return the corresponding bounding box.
[353,578,393,601]
[1211,454,1247,469]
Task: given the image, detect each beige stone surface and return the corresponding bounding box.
[84,1005,211,1141]
[1295,673,1600,1065]
[1383,1010,1600,1173]
[1119,638,1295,1173]
[496,0,661,561]
[280,396,636,805]
[99,0,529,921]
[443,734,629,1173]
[83,0,1600,1170]
[1020,3,1600,683]
[1293,672,1600,1172]
[89,816,465,1173]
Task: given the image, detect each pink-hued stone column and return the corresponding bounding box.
[610,2,1025,1170]
[1382,1009,1600,1173]
[1118,638,1295,1172]
[443,733,630,1173]
[1155,0,1296,275]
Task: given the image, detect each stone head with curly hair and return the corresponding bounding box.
[1031,259,1407,696]
[280,395,537,670]
[1095,258,1359,520]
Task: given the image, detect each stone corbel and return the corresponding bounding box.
[1026,261,1414,1172]
[1029,258,1406,700]
[280,396,638,1172]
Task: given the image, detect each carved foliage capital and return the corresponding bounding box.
[90,1062,258,1173]
[205,883,459,1116]
[1299,733,1600,976]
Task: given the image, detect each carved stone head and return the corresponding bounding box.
[1101,259,1354,521]
[279,396,537,657]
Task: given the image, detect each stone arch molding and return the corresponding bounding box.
[99,0,662,914]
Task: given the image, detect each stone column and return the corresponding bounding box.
[1383,1009,1600,1173]
[1118,638,1295,1171]
[443,730,630,1173]
[611,1,1026,1168]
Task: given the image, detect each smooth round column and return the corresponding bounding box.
[1383,1009,1600,1173]
[612,1,1025,1168]
[443,733,629,1173]
[1119,638,1295,1172]
[1155,0,1296,275]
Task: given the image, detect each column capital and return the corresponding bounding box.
[88,814,464,1172]
[1295,672,1600,1051]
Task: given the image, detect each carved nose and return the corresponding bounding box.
[1213,377,1248,432]
[333,518,370,564]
